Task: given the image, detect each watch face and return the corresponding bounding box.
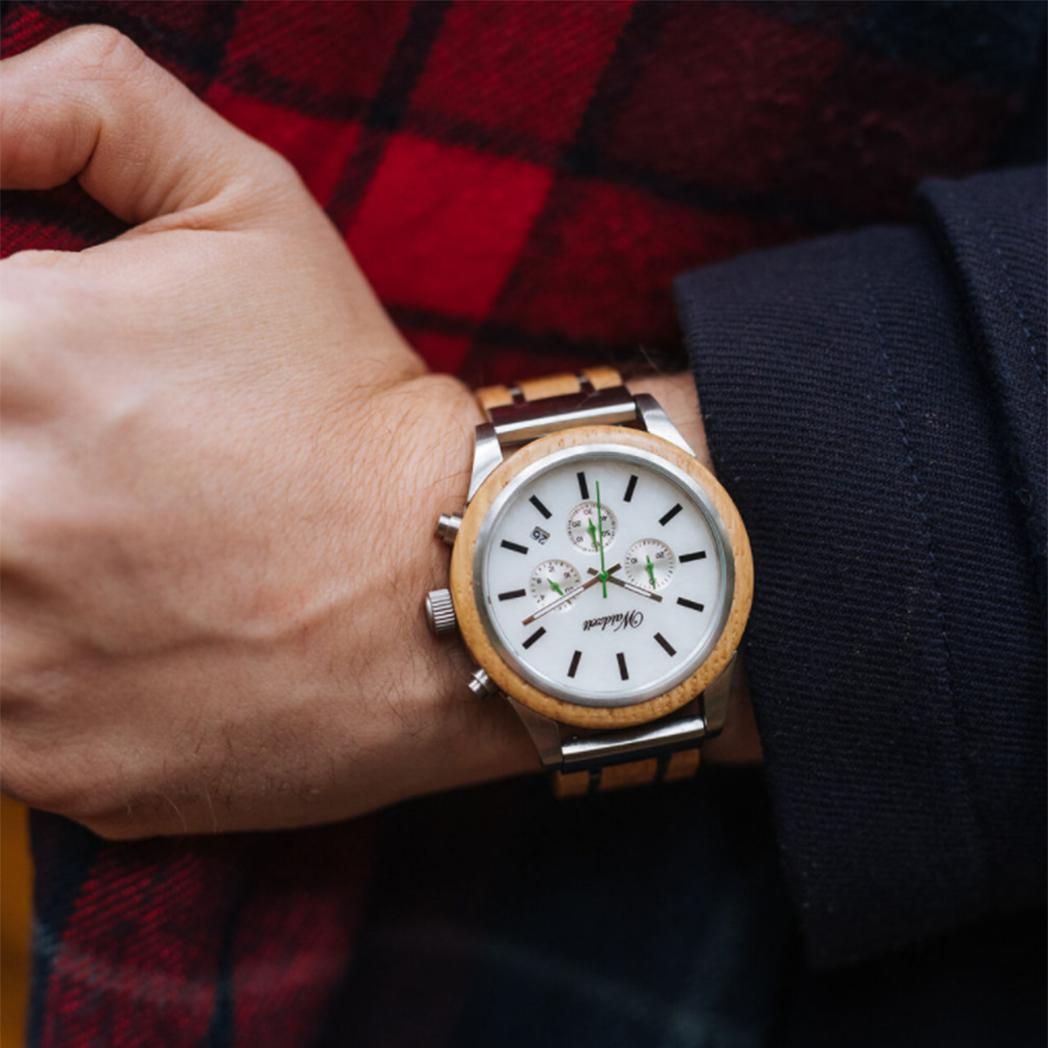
[474,444,732,707]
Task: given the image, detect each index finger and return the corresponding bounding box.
[0,25,293,225]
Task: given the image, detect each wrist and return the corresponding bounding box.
[627,372,712,470]
[369,368,758,808]
[374,375,538,795]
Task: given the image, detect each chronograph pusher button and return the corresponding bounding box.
[467,667,498,698]
[435,512,463,545]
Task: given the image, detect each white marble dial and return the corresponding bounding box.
[477,449,728,707]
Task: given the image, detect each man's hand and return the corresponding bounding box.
[0,27,540,838]
[1,28,759,839]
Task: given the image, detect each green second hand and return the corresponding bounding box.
[595,480,608,598]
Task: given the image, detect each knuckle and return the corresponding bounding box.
[253,141,298,183]
[0,744,70,813]
[62,24,147,80]
[2,249,73,271]
[242,145,308,205]
[3,747,115,824]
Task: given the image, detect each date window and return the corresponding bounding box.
[531,525,551,545]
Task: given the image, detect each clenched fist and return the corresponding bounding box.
[1,26,537,838]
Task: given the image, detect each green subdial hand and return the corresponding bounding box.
[547,577,565,598]
[587,519,599,551]
[595,480,608,598]
[645,554,657,590]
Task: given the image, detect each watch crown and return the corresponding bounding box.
[424,588,458,637]
[467,667,497,698]
[435,513,463,545]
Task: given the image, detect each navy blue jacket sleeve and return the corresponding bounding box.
[673,167,1046,969]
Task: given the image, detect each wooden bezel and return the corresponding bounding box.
[449,425,753,729]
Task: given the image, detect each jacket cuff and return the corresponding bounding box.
[674,219,1041,967]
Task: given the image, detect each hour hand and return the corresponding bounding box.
[586,567,663,603]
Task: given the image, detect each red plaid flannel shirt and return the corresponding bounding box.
[2,2,1041,1045]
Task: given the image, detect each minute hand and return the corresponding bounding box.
[522,564,622,625]
[595,480,608,598]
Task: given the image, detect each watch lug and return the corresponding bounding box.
[701,653,737,737]
[467,422,503,502]
[504,697,563,769]
[634,393,695,456]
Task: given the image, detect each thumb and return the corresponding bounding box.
[0,25,293,226]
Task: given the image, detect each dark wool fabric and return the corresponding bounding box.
[1,2,1045,1046]
[676,166,1046,967]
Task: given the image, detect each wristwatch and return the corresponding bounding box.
[423,368,752,796]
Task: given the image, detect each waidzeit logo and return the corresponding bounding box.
[582,610,644,633]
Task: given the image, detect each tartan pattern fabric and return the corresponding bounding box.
[3,2,1042,380]
[1,2,1043,1045]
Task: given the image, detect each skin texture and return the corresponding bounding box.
[1,27,758,840]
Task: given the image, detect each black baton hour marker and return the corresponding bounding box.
[529,494,552,519]
[498,589,527,601]
[501,539,529,555]
[677,597,705,612]
[654,632,677,656]
[659,503,683,526]
[577,471,589,499]
[623,474,638,502]
[568,650,582,678]
[616,652,629,680]
[522,627,547,650]
[679,551,707,563]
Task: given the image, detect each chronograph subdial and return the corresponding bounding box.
[624,538,677,592]
[567,500,618,554]
[528,559,582,613]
